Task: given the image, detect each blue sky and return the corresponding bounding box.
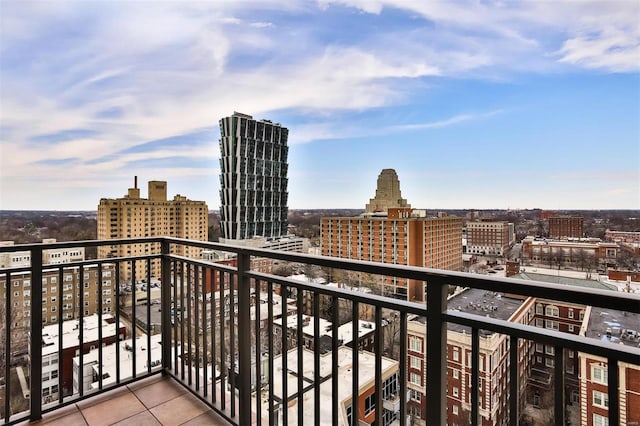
[1,1,639,211]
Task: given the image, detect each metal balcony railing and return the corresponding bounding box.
[0,237,639,426]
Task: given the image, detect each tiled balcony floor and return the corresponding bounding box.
[20,375,229,426]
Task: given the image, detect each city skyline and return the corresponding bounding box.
[1,1,639,211]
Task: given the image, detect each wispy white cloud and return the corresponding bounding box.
[389,110,504,131]
[0,0,638,209]
[318,0,640,73]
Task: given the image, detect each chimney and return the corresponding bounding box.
[127,176,141,199]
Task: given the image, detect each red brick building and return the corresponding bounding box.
[548,216,584,239]
[321,208,462,301]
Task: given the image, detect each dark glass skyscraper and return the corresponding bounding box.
[219,112,289,240]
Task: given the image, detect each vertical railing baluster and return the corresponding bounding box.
[219,270,225,410]
[146,258,152,374]
[255,279,261,423]
[268,279,274,426]
[237,251,252,426]
[171,257,178,376]
[297,290,303,425]
[281,284,288,426]
[131,260,136,380]
[471,327,479,426]
[4,271,12,420]
[374,306,382,426]
[399,312,407,426]
[98,265,103,390]
[57,267,63,404]
[202,266,208,398]
[194,264,200,391]
[187,264,193,386]
[425,278,447,426]
[210,266,216,404]
[509,336,519,425]
[115,261,121,384]
[78,264,85,395]
[554,345,565,426]
[161,240,172,373]
[313,291,320,426]
[30,246,43,420]
[180,261,186,381]
[351,300,359,425]
[331,295,338,426]
[608,359,620,426]
[229,267,236,418]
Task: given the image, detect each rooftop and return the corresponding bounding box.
[585,306,640,348]
[267,347,398,425]
[513,272,617,291]
[447,288,524,335]
[41,314,121,356]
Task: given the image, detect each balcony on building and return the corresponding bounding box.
[0,238,638,426]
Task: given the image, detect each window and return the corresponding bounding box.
[535,319,543,327]
[453,369,459,379]
[535,343,543,353]
[568,325,574,332]
[592,366,608,384]
[568,309,574,319]
[410,356,421,369]
[410,372,421,385]
[536,303,543,315]
[545,320,559,330]
[453,347,460,361]
[545,345,554,355]
[545,305,559,317]
[409,336,423,353]
[593,414,609,426]
[593,390,608,408]
[452,387,459,397]
[452,405,459,415]
[545,358,555,368]
[364,393,376,416]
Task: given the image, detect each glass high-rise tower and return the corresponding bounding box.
[218,112,289,240]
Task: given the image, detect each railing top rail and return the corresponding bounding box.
[165,238,640,314]
[446,310,640,364]
[0,237,164,252]
[2,237,638,314]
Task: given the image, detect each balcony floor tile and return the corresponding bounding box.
[19,376,229,426]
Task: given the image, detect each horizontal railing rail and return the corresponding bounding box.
[1,237,638,426]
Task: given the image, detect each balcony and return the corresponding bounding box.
[1,237,639,426]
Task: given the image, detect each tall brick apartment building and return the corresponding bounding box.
[321,170,462,301]
[465,221,514,257]
[97,178,208,281]
[549,216,584,239]
[321,208,462,301]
